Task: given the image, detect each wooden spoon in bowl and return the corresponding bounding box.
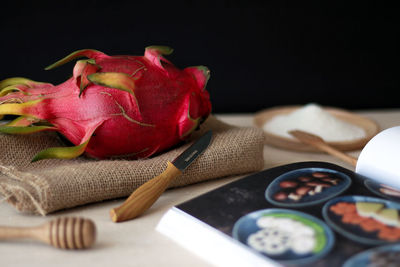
[289,130,358,167]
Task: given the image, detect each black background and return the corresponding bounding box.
[1,1,399,113]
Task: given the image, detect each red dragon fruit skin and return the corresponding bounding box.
[0,46,211,161]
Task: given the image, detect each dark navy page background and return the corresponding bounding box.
[177,161,385,267]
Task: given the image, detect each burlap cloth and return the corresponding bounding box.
[0,116,265,215]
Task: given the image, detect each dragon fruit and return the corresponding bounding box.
[0,46,211,161]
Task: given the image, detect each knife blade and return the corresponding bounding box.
[110,130,212,222]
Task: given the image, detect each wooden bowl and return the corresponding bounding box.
[253,106,380,152]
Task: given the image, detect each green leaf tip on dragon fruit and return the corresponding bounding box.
[0,46,212,161]
[145,45,174,55]
[44,49,105,70]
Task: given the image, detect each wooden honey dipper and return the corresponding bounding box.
[0,217,96,249]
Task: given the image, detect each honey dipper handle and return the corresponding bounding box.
[110,162,182,222]
[0,226,39,240]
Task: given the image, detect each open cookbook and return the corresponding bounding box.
[157,161,400,267]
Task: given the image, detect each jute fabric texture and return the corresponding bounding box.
[0,116,265,215]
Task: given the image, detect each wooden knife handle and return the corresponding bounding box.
[110,162,182,222]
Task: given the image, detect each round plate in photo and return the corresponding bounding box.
[322,195,400,245]
[232,209,335,265]
[364,179,400,203]
[343,243,400,267]
[265,168,352,208]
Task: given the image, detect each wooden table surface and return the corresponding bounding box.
[1,109,399,267]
